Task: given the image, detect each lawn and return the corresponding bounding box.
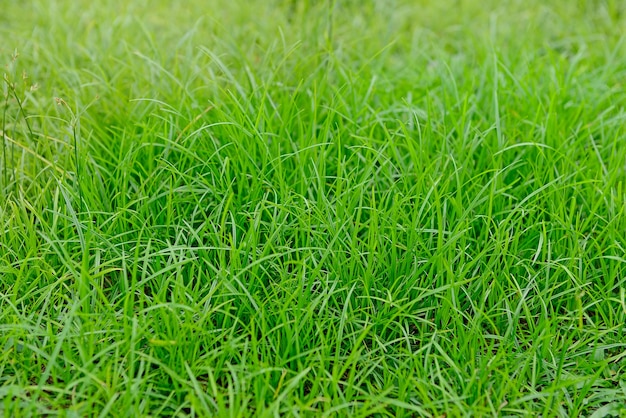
[1,0,626,416]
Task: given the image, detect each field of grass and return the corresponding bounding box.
[1,0,626,416]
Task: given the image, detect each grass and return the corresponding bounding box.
[1,0,626,416]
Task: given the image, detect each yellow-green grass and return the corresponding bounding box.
[1,0,625,416]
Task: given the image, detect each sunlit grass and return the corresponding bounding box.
[1,0,625,416]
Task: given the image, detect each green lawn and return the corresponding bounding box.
[1,0,626,416]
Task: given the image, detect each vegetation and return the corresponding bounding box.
[1,0,625,415]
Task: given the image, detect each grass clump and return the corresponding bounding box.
[1,0,626,416]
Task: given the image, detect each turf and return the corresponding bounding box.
[1,0,626,416]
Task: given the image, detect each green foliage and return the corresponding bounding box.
[1,0,625,416]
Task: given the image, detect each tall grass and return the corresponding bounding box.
[1,0,625,416]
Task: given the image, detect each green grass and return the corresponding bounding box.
[1,0,626,416]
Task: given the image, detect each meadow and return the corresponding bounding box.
[1,0,626,416]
